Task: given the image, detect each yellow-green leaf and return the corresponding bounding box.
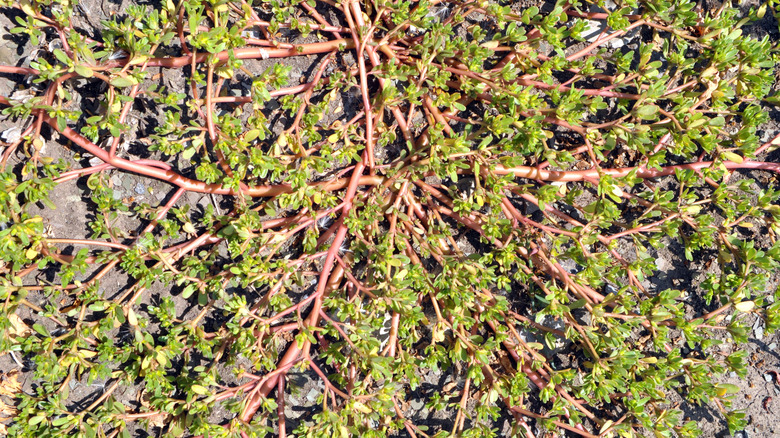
[79,349,98,358]
[182,222,196,234]
[722,151,743,164]
[191,384,208,395]
[353,401,372,414]
[276,133,288,148]
[715,383,740,396]
[127,307,138,326]
[128,55,149,66]
[245,129,261,142]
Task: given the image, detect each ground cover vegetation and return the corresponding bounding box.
[1,0,780,436]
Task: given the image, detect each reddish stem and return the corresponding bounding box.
[105,39,355,69]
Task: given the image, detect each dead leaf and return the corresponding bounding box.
[0,370,21,434]
[0,397,18,418]
[138,388,170,428]
[498,351,515,374]
[7,314,31,337]
[0,370,22,397]
[442,380,459,393]
[147,411,171,428]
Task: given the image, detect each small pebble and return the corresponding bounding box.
[9,88,36,103]
[134,182,145,195]
[305,388,320,403]
[285,405,302,420]
[754,324,764,341]
[48,39,63,52]
[0,126,22,143]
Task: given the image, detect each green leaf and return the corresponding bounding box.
[29,415,46,426]
[89,302,107,312]
[32,323,49,337]
[51,415,72,426]
[86,173,102,190]
[84,423,96,438]
[110,75,138,88]
[74,64,94,78]
[53,48,70,65]
[635,104,659,120]
[181,284,197,299]
[181,147,196,160]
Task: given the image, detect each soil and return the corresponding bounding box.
[1,1,780,437]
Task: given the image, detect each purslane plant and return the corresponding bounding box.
[1,0,780,437]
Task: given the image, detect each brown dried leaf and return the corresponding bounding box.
[442,380,458,393]
[498,351,515,375]
[0,398,18,417]
[0,370,20,435]
[0,370,22,397]
[148,411,171,429]
[7,314,31,337]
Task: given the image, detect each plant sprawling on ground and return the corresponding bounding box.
[1,0,780,436]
